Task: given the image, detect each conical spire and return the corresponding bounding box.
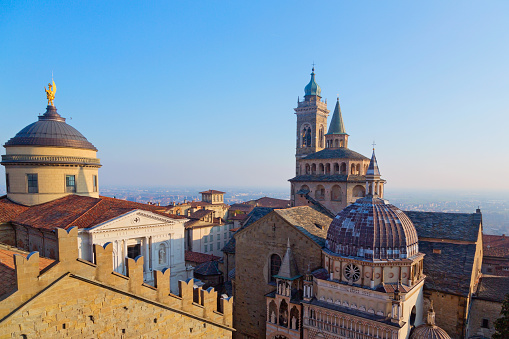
[366,148,381,177]
[327,97,346,135]
[304,67,321,97]
[276,239,300,279]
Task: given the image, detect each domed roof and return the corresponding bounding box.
[304,68,321,97]
[410,302,451,339]
[4,106,97,151]
[325,196,419,260]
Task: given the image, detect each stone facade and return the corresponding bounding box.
[0,227,234,338]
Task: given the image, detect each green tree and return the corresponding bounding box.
[493,293,509,339]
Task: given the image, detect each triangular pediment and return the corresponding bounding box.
[87,209,183,232]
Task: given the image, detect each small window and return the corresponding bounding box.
[27,174,38,193]
[5,173,10,193]
[210,234,213,241]
[433,249,441,254]
[204,245,208,252]
[92,175,98,192]
[481,318,489,328]
[224,232,227,239]
[127,244,141,259]
[204,236,207,243]
[66,175,76,193]
[217,242,220,250]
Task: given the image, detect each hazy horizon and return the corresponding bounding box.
[1,1,508,190]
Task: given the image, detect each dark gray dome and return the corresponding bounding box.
[4,106,97,151]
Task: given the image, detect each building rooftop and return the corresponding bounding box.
[194,260,221,276]
[9,195,185,231]
[0,244,55,297]
[475,275,509,303]
[0,196,29,223]
[244,197,291,209]
[406,211,482,242]
[483,234,509,258]
[200,190,225,194]
[185,251,220,265]
[274,207,332,247]
[289,174,365,183]
[301,148,368,161]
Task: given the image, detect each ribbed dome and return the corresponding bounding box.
[4,106,97,151]
[410,325,451,339]
[304,68,321,97]
[325,196,419,260]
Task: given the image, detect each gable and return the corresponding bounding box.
[86,210,180,232]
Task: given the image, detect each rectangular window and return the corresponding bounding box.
[204,245,207,252]
[481,318,489,328]
[203,235,207,243]
[433,249,441,254]
[217,242,220,250]
[224,232,227,239]
[92,175,98,192]
[5,173,10,193]
[66,175,76,193]
[210,234,213,241]
[27,174,38,193]
[127,244,141,259]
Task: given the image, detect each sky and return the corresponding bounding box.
[1,1,508,191]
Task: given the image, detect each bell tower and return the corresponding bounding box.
[294,68,329,166]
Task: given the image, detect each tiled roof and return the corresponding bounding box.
[199,190,225,194]
[194,260,221,276]
[221,207,274,254]
[245,197,291,209]
[419,241,476,296]
[475,275,509,302]
[228,214,249,221]
[275,207,332,247]
[311,268,329,280]
[406,211,481,242]
[230,228,240,232]
[188,209,213,220]
[229,203,254,212]
[0,196,29,223]
[185,251,220,264]
[483,234,509,258]
[289,174,366,183]
[12,195,185,231]
[302,148,369,161]
[0,244,55,297]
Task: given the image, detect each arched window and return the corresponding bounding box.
[279,300,289,327]
[331,185,342,201]
[356,164,360,175]
[325,163,331,175]
[270,254,282,282]
[311,164,317,175]
[268,300,278,323]
[315,185,325,200]
[350,164,356,175]
[340,163,347,174]
[340,140,344,147]
[319,164,324,174]
[305,164,310,174]
[300,185,309,193]
[352,185,365,197]
[302,127,312,147]
[334,139,339,148]
[290,306,300,330]
[334,163,339,174]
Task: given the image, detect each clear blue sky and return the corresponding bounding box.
[1,1,508,191]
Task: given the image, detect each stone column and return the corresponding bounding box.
[144,237,149,273]
[123,240,128,274]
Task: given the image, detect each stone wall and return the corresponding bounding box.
[0,223,15,246]
[0,227,234,338]
[466,298,502,338]
[234,212,323,339]
[425,292,467,339]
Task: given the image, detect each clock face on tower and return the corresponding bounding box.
[344,263,361,282]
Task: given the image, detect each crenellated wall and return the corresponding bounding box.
[0,227,233,338]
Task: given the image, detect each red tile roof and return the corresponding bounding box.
[0,196,29,223]
[185,251,220,264]
[484,234,509,258]
[12,195,185,231]
[0,244,55,297]
[228,214,249,221]
[246,197,291,209]
[189,209,214,220]
[200,190,225,194]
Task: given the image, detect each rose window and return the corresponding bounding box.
[344,263,361,282]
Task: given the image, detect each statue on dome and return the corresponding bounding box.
[45,80,56,106]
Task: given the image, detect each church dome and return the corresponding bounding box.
[410,302,451,339]
[304,68,321,97]
[4,105,97,151]
[325,196,419,260]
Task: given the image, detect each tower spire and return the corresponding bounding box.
[365,147,384,197]
[304,67,321,97]
[327,97,346,135]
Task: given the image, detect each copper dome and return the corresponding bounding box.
[4,106,97,151]
[325,196,419,260]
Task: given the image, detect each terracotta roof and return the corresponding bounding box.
[483,234,509,258]
[228,214,249,221]
[230,228,240,232]
[475,275,509,302]
[188,209,213,220]
[199,190,225,194]
[194,260,221,276]
[245,197,291,209]
[185,251,220,264]
[12,195,185,231]
[0,196,29,223]
[0,244,55,297]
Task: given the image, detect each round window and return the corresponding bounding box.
[344,263,361,282]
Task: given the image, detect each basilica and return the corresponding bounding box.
[231,69,483,339]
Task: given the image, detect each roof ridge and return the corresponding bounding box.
[67,197,106,229]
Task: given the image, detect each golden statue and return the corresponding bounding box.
[45,80,57,106]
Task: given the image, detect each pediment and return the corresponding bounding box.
[87,209,182,232]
